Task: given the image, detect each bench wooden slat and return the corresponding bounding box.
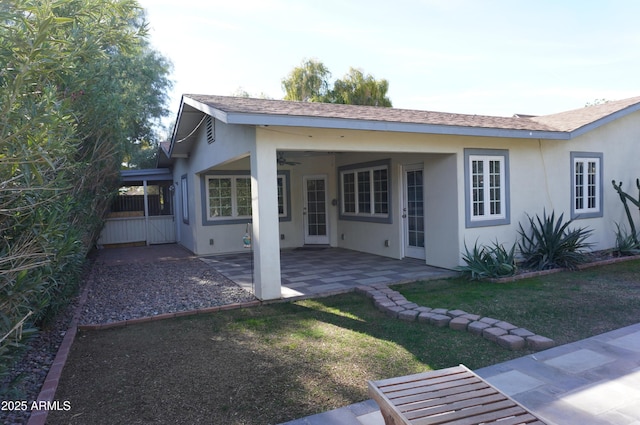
[368,364,547,425]
[373,366,467,388]
[404,393,507,420]
[412,399,517,425]
[397,387,497,413]
[386,376,481,400]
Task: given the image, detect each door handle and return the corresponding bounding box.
[402,207,407,218]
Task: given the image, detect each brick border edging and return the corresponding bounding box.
[356,284,555,352]
[27,268,94,425]
[487,253,640,283]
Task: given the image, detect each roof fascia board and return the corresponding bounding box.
[168,97,186,157]
[183,96,229,122]
[226,112,569,140]
[569,103,640,139]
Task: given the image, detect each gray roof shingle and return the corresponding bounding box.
[183,94,640,136]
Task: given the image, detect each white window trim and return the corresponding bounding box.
[340,164,389,218]
[202,172,290,225]
[181,175,189,224]
[571,152,603,219]
[464,149,510,228]
[468,154,506,222]
[277,174,288,217]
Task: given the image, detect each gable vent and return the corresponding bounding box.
[205,116,215,144]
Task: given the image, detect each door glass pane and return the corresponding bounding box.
[307,178,327,237]
[407,170,424,248]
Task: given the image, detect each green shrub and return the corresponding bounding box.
[518,211,593,270]
[459,240,517,280]
[614,223,640,256]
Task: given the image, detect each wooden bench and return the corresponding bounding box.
[368,365,547,425]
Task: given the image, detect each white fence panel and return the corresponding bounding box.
[98,217,146,245]
[147,216,176,244]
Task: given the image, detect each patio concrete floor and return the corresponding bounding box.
[200,247,457,299]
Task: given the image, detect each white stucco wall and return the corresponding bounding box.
[173,111,640,268]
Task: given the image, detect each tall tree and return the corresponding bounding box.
[281,59,392,106]
[329,67,392,107]
[281,58,331,102]
[0,0,172,369]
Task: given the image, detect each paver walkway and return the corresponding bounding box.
[202,247,456,298]
[279,322,640,425]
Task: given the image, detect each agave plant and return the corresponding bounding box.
[459,240,517,280]
[614,223,640,256]
[518,210,593,270]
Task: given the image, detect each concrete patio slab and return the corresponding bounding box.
[202,248,457,299]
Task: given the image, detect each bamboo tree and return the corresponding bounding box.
[0,0,172,378]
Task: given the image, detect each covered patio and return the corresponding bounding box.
[201,247,457,299]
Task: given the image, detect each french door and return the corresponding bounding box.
[403,165,425,259]
[303,175,329,245]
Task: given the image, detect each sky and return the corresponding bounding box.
[138,0,640,124]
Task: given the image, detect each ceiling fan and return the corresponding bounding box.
[277,153,301,166]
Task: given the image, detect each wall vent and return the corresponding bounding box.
[205,116,215,144]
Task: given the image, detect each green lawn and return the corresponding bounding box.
[48,260,640,425]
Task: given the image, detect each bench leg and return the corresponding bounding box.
[379,407,405,425]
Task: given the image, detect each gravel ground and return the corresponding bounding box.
[79,258,256,325]
[0,255,256,425]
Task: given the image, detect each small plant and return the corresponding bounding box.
[518,210,593,271]
[459,240,517,280]
[614,223,640,256]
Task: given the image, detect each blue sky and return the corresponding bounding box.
[138,0,640,120]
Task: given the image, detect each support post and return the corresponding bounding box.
[250,144,282,300]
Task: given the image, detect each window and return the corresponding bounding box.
[202,171,290,225]
[181,175,189,224]
[464,149,510,227]
[339,159,391,223]
[571,152,603,219]
[277,175,287,216]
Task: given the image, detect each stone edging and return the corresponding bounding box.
[487,253,640,283]
[355,284,555,352]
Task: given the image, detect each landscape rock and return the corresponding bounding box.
[483,327,508,342]
[497,334,526,350]
[527,335,555,350]
[467,321,491,336]
[510,328,535,338]
[429,314,452,327]
[383,305,406,318]
[398,309,419,322]
[495,321,518,331]
[418,312,434,323]
[449,317,470,331]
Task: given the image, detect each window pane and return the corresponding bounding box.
[342,172,356,213]
[236,177,252,216]
[471,160,484,217]
[357,171,371,213]
[277,177,285,215]
[373,168,389,214]
[488,160,501,215]
[208,178,232,217]
[587,161,597,209]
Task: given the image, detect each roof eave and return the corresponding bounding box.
[569,102,640,138]
[225,112,569,140]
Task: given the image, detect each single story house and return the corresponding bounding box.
[159,94,640,300]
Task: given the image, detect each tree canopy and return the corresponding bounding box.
[281,59,392,107]
[0,0,172,369]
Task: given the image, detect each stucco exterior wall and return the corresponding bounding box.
[173,110,640,267]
